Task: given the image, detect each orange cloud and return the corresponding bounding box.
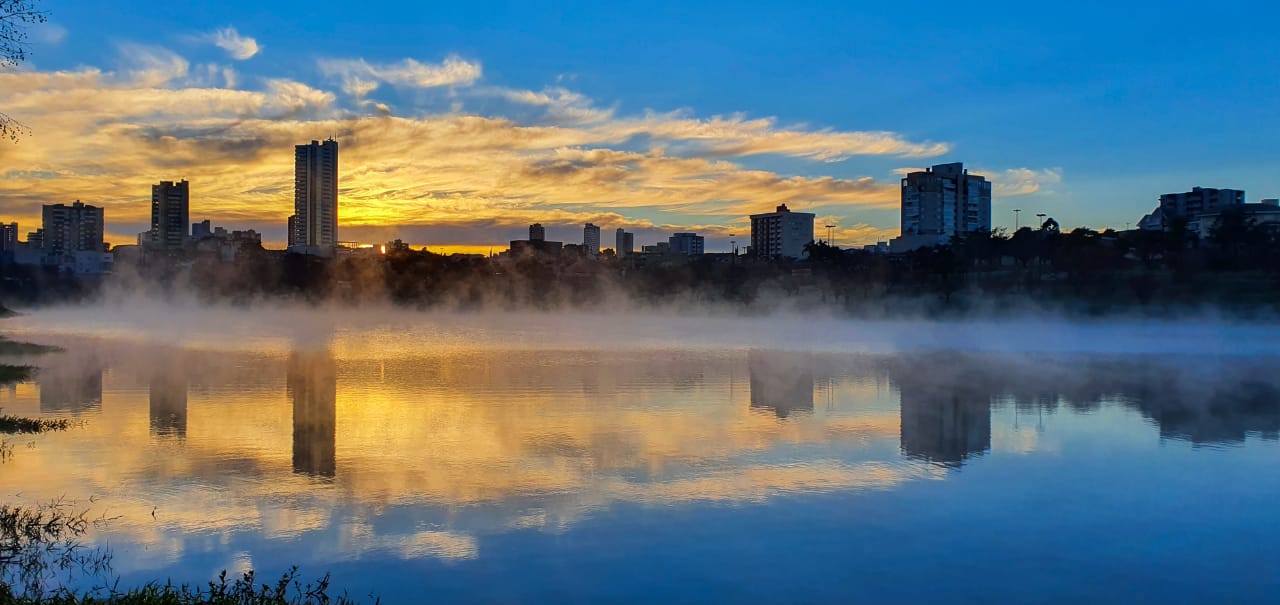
[0,45,963,248]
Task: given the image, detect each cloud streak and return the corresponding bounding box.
[318,55,483,96]
[0,44,1029,248]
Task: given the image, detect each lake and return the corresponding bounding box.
[2,307,1279,603]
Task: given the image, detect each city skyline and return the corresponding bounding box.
[2,3,1278,253]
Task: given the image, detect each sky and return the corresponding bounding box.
[2,0,1278,252]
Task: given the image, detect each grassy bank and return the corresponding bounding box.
[0,337,63,356]
[0,413,70,434]
[0,365,34,385]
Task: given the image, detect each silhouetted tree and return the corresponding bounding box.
[1,0,47,142]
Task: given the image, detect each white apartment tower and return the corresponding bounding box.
[750,204,815,259]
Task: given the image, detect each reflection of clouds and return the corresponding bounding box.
[990,425,1046,456]
[337,522,478,562]
[604,461,940,504]
[2,346,915,568]
[5,339,1278,577]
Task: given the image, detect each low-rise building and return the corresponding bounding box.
[750,204,815,259]
[668,232,704,256]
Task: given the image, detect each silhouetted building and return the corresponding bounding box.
[641,242,670,255]
[149,370,188,438]
[41,201,104,256]
[289,139,339,253]
[149,180,190,252]
[191,219,212,240]
[668,232,705,256]
[1196,200,1280,239]
[0,222,16,252]
[529,223,546,242]
[508,239,563,256]
[1140,187,1246,233]
[891,162,991,253]
[38,367,103,415]
[615,228,634,257]
[583,223,601,255]
[750,204,815,259]
[289,351,337,477]
[748,351,815,418]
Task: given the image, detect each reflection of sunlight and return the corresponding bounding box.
[7,332,1272,577]
[990,426,1045,455]
[1,346,923,567]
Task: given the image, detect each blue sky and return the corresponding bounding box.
[3,0,1278,248]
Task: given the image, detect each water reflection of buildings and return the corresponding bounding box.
[149,369,188,438]
[892,356,993,468]
[38,366,103,414]
[747,351,814,418]
[288,351,337,478]
[1113,371,1280,446]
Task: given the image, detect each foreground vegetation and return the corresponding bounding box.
[0,413,69,435]
[0,365,34,385]
[0,503,374,604]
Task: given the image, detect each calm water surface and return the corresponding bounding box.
[2,310,1278,603]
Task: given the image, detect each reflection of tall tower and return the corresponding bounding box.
[288,351,337,477]
[149,370,188,438]
[38,367,103,414]
[748,351,815,418]
[895,360,992,467]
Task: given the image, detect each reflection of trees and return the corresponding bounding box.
[38,366,102,414]
[888,354,1280,448]
[748,351,815,418]
[148,366,188,438]
[288,351,337,478]
[1126,376,1280,445]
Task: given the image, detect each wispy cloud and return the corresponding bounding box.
[988,167,1063,196]
[116,43,189,86]
[317,55,483,95]
[202,27,261,61]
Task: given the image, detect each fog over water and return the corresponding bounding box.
[5,302,1279,357]
[2,304,1279,603]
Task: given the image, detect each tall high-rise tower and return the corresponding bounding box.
[615,228,634,257]
[290,139,339,251]
[150,180,190,251]
[583,223,601,255]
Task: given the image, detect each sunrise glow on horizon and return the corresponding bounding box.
[6,2,1275,252]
